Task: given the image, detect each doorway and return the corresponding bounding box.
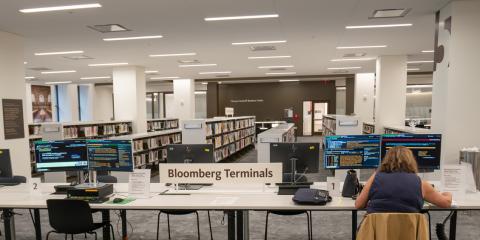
[303,101,328,136]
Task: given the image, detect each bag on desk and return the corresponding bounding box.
[292,189,332,205]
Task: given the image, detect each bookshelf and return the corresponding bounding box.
[147,118,179,132]
[182,116,256,162]
[257,123,295,163]
[383,125,431,134]
[111,129,182,168]
[322,115,337,136]
[363,122,375,134]
[322,115,361,136]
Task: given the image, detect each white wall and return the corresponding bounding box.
[173,79,195,120]
[195,92,207,118]
[56,84,79,122]
[354,73,375,123]
[94,85,114,121]
[78,84,94,121]
[0,31,31,177]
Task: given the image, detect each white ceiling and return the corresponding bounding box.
[0,0,448,84]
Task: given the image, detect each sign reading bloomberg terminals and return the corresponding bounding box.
[159,163,282,184]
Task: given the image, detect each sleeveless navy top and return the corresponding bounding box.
[366,172,423,213]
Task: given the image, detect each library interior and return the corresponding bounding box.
[1,0,480,239]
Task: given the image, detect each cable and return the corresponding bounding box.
[436,211,455,240]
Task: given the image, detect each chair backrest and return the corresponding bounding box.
[357,213,429,240]
[0,149,13,178]
[46,199,94,234]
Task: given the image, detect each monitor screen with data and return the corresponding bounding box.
[86,140,134,172]
[35,140,89,172]
[324,135,382,169]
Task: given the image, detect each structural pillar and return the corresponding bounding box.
[374,55,407,133]
[78,84,95,121]
[56,84,79,122]
[173,79,196,121]
[431,0,480,164]
[354,73,375,123]
[112,66,147,133]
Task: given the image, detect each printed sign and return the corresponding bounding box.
[442,165,466,200]
[28,178,42,195]
[159,163,282,184]
[2,99,25,139]
[128,169,151,199]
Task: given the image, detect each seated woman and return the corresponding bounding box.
[355,146,452,212]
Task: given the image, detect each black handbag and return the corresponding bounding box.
[342,170,362,197]
[292,188,332,205]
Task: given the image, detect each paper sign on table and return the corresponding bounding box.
[28,178,42,195]
[128,169,151,199]
[442,165,466,200]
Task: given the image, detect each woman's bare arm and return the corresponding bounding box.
[422,181,452,208]
[355,172,376,209]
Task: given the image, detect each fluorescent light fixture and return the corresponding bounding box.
[205,14,279,21]
[80,76,111,80]
[201,82,209,85]
[41,70,76,74]
[327,67,362,70]
[337,45,387,49]
[150,76,180,80]
[35,51,84,56]
[199,71,232,75]
[45,81,72,85]
[407,68,420,71]
[421,50,434,53]
[330,58,375,62]
[179,64,217,68]
[103,35,163,41]
[24,62,28,64]
[278,79,300,82]
[248,55,291,59]
[195,91,207,95]
[232,40,287,45]
[346,23,412,29]
[19,3,101,13]
[336,87,347,90]
[25,76,36,79]
[145,70,159,74]
[407,60,434,64]
[265,72,296,75]
[407,85,432,89]
[149,53,196,57]
[258,65,294,69]
[88,63,128,67]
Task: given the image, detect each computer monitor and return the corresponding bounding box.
[324,135,382,169]
[86,140,134,172]
[166,144,215,163]
[381,134,442,170]
[0,149,13,177]
[35,140,89,172]
[270,143,320,181]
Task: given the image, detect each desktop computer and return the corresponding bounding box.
[324,135,382,169]
[86,139,134,172]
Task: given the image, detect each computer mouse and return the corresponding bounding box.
[113,198,124,203]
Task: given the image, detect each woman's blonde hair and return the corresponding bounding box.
[379,146,418,173]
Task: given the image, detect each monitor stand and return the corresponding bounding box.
[277,157,312,195]
[75,170,106,188]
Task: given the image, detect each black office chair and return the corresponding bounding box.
[265,210,312,240]
[46,199,115,240]
[0,175,26,237]
[156,210,213,240]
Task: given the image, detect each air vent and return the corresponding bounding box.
[250,46,276,51]
[88,24,130,33]
[370,8,411,19]
[269,68,287,71]
[63,55,94,60]
[178,59,200,64]
[343,53,367,58]
[28,67,52,71]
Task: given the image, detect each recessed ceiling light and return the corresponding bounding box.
[336,87,347,90]
[330,58,375,62]
[265,72,296,75]
[25,76,36,79]
[407,68,420,71]
[327,67,362,70]
[201,82,209,85]
[278,79,300,82]
[371,9,411,18]
[80,76,111,80]
[150,76,180,80]
[103,35,163,41]
[407,85,432,88]
[41,70,76,74]
[232,40,287,45]
[218,82,223,84]
[19,3,101,13]
[258,65,294,69]
[195,91,207,95]
[337,45,387,49]
[407,60,434,64]
[199,71,232,75]
[145,70,159,74]
[149,53,197,57]
[88,24,130,33]
[24,62,28,64]
[88,63,128,67]
[205,14,279,21]
[248,56,292,59]
[179,64,217,68]
[346,23,412,29]
[421,50,434,53]
[35,51,84,56]
[45,81,72,85]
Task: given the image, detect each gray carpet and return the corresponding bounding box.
[3,136,478,239]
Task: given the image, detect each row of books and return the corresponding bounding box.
[133,133,182,152]
[147,119,179,132]
[206,118,255,136]
[28,124,42,136]
[63,123,132,139]
[209,128,255,149]
[133,148,168,167]
[214,136,254,162]
[363,123,375,134]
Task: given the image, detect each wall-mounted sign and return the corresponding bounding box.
[2,99,25,140]
[230,99,264,103]
[159,163,282,184]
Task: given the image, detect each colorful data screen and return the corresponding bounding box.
[324,135,382,169]
[35,140,88,172]
[86,140,134,172]
[381,134,442,169]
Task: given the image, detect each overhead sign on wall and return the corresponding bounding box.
[2,99,25,140]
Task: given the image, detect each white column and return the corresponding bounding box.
[112,66,147,133]
[56,84,79,122]
[0,31,31,178]
[173,79,196,120]
[354,73,375,123]
[431,1,480,164]
[335,79,346,115]
[94,85,114,121]
[25,83,33,123]
[374,56,407,133]
[78,84,95,121]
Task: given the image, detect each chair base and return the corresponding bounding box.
[265,211,312,240]
[156,211,213,240]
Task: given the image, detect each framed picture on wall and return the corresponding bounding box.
[31,85,53,123]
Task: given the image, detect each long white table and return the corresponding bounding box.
[1,183,479,240]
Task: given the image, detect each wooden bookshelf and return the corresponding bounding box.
[147,118,179,132]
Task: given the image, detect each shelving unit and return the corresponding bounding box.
[257,123,295,163]
[255,121,287,136]
[147,118,179,132]
[363,122,375,134]
[322,115,361,136]
[322,115,337,136]
[111,129,182,169]
[383,125,431,134]
[182,116,256,162]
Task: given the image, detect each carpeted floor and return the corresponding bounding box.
[2,136,478,239]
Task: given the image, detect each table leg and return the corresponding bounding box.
[449,210,457,240]
[227,211,236,240]
[243,211,249,240]
[236,211,243,240]
[101,210,111,240]
[352,210,357,240]
[33,209,42,240]
[2,209,16,240]
[121,210,128,240]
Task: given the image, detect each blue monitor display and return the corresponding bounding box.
[381,134,442,170]
[324,135,382,169]
[86,140,134,172]
[35,140,89,172]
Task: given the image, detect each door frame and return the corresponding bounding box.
[302,99,330,136]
